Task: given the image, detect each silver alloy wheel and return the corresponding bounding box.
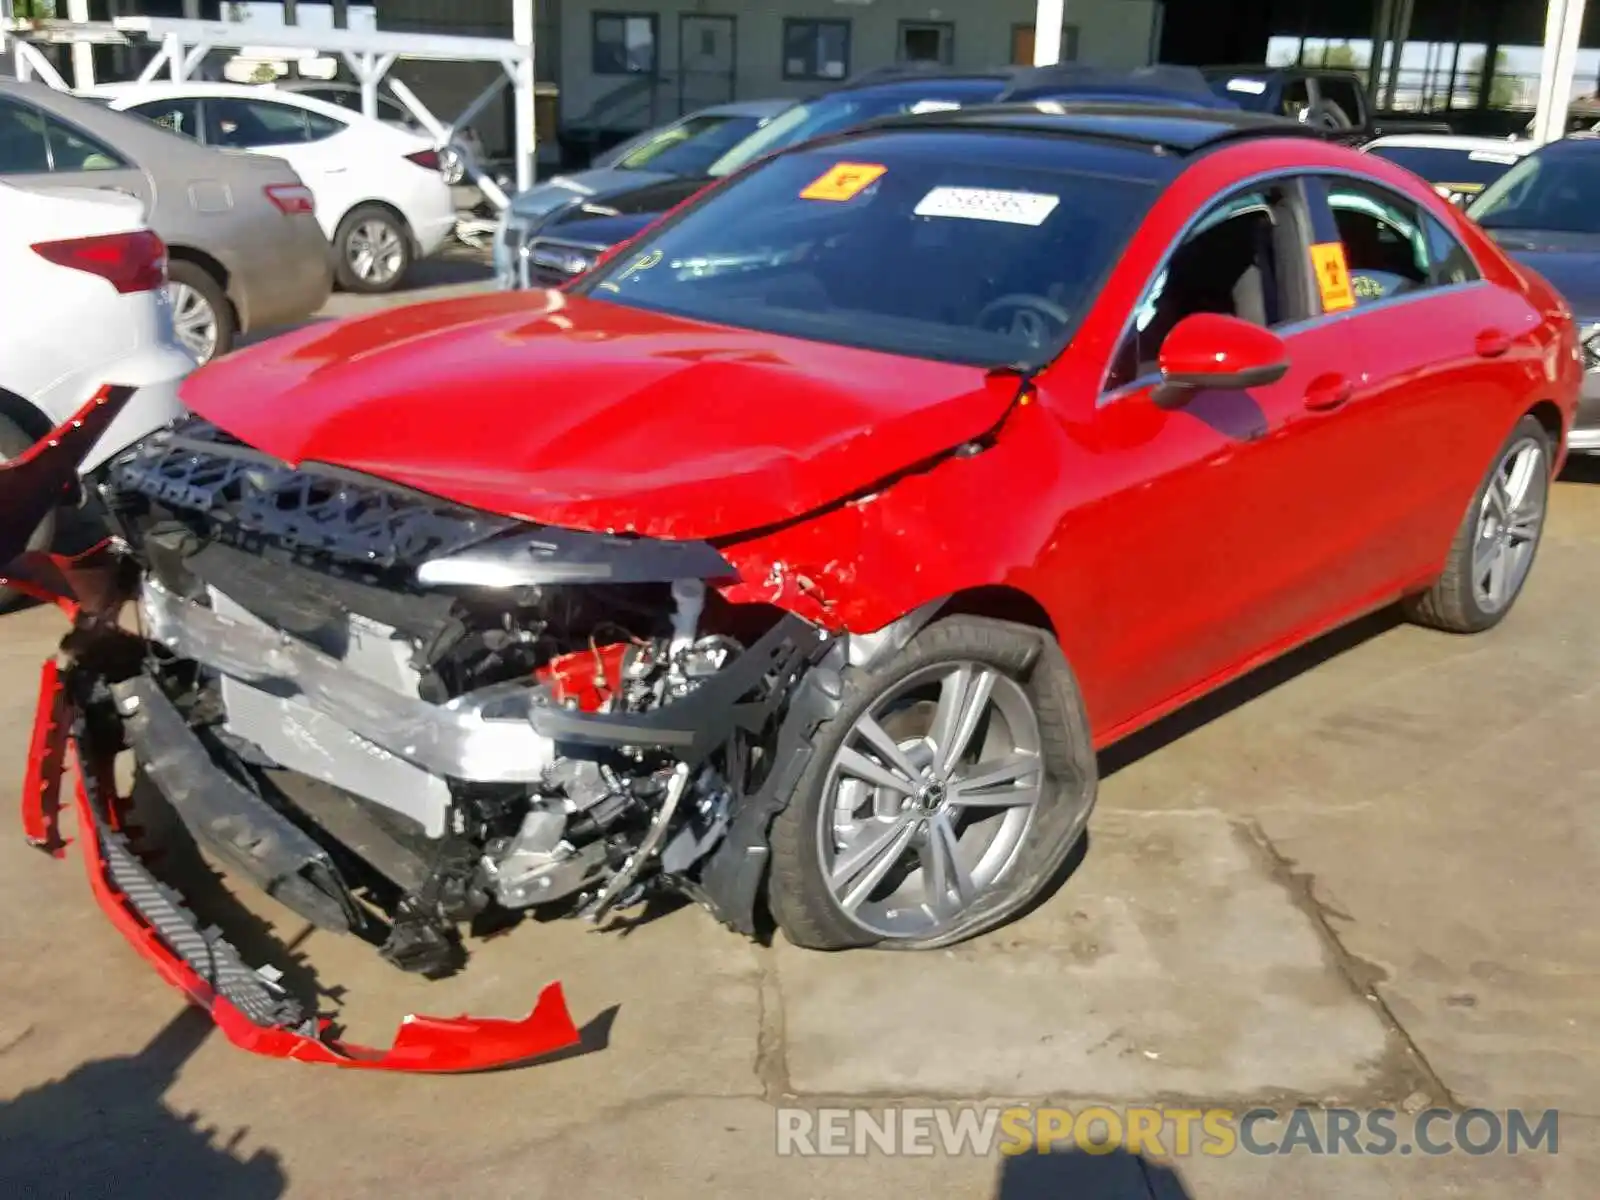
[167,280,219,363]
[817,660,1045,940]
[1473,434,1547,614]
[345,219,405,286]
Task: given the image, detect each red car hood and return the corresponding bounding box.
[180,290,1012,541]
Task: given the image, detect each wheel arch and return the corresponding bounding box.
[165,245,242,330]
[845,585,1059,674]
[1527,399,1564,465]
[934,585,1058,637]
[0,385,55,444]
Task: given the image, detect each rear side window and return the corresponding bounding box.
[1321,178,1478,304]
[205,97,313,147]
[0,100,126,174]
[47,116,126,171]
[304,110,346,141]
[377,97,415,124]
[1424,214,1481,285]
[0,99,50,173]
[128,97,202,142]
[1325,180,1430,304]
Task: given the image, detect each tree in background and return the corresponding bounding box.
[1315,41,1370,71]
[10,0,58,17]
[1462,49,1519,108]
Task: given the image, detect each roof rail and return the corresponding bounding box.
[999,63,1224,105]
[835,61,1021,91]
[853,100,1329,156]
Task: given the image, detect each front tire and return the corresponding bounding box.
[0,412,56,613]
[1404,413,1552,633]
[768,615,1097,951]
[334,205,413,294]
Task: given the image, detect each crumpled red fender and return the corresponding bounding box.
[6,388,587,1074]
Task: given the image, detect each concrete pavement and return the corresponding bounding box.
[1,268,1596,1197]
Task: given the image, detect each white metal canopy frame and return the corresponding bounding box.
[1024,0,1589,147]
[0,2,539,206]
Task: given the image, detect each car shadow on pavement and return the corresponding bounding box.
[0,1008,287,1198]
[994,1146,1195,1199]
[400,254,495,289]
[1559,454,1600,485]
[1097,608,1402,781]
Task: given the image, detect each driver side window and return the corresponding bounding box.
[1104,184,1301,393]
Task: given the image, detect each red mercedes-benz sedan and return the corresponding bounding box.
[1,103,1582,1072]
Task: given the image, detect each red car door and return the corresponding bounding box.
[1298,174,1544,598]
[1042,179,1371,737]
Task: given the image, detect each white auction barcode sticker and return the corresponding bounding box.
[913,186,1061,226]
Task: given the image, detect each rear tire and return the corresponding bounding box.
[1404,413,1552,633]
[166,260,235,364]
[768,615,1098,952]
[333,205,413,294]
[0,412,56,613]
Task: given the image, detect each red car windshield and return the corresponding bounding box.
[575,132,1162,367]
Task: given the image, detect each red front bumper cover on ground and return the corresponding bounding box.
[2,389,584,1073]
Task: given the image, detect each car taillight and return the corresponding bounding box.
[405,148,442,172]
[265,183,316,215]
[30,229,167,294]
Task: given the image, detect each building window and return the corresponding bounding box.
[783,18,850,82]
[593,12,659,76]
[1010,22,1078,66]
[899,21,954,66]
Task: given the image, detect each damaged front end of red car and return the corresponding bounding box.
[2,389,587,1073]
[0,372,900,1075]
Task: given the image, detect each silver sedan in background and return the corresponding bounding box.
[0,79,332,362]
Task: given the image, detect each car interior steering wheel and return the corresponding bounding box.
[975,293,1073,348]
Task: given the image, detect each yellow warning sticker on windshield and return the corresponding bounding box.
[800,162,887,202]
[1310,241,1356,312]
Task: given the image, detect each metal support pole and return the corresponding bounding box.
[1532,0,1588,144]
[178,40,208,80]
[16,42,70,89]
[1367,0,1395,99]
[136,37,174,82]
[512,0,537,193]
[346,51,393,118]
[67,0,95,89]
[1032,0,1065,66]
[1381,0,1414,111]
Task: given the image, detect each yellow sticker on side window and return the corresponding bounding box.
[1310,241,1356,312]
[799,162,887,202]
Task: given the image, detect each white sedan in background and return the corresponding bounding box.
[84,82,457,293]
[1361,134,1534,205]
[0,179,192,604]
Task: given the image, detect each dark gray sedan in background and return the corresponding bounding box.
[1469,135,1600,453]
[0,79,332,362]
